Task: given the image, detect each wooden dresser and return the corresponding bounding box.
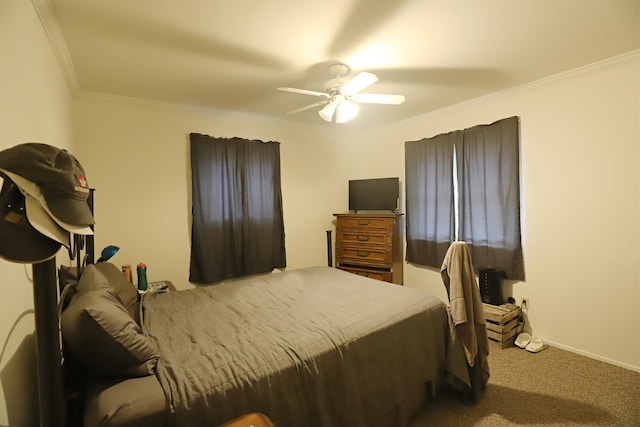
[334,213,404,285]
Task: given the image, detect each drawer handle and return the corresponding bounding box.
[357,220,370,226]
[357,235,370,241]
[357,251,370,257]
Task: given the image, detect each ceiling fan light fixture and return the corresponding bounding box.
[318,102,336,122]
[335,100,359,124]
[279,63,404,124]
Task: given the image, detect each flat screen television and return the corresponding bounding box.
[349,177,400,212]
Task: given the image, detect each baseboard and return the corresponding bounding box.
[546,340,640,373]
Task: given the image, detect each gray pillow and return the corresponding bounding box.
[61,287,159,378]
[77,263,140,323]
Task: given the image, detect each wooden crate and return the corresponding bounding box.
[482,303,521,349]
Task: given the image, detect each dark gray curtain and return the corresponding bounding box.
[404,116,524,280]
[405,131,460,267]
[189,133,286,284]
[458,116,524,280]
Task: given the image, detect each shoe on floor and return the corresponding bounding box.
[525,336,548,353]
[514,332,531,349]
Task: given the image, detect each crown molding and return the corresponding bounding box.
[32,0,79,96]
[397,49,640,125]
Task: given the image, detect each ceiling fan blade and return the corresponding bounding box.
[286,100,327,115]
[342,72,379,95]
[278,87,329,98]
[351,93,405,105]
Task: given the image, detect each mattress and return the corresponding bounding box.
[84,375,169,427]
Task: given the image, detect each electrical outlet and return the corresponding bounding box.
[521,297,529,310]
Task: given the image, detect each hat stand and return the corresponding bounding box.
[32,258,65,427]
[30,189,95,427]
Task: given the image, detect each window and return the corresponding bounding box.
[405,116,524,280]
[189,133,286,283]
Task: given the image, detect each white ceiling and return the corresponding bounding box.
[49,0,639,129]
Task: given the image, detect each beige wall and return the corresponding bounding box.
[71,96,368,286]
[0,1,74,425]
[370,52,640,371]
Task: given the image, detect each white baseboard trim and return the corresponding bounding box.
[546,340,640,373]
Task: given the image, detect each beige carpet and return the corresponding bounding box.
[409,341,640,426]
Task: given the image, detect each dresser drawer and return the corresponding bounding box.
[337,266,393,283]
[336,216,394,230]
[336,245,392,268]
[335,230,392,246]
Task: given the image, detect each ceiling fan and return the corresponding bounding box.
[278,64,405,124]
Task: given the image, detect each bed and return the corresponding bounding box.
[60,262,472,427]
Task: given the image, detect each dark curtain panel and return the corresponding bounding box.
[457,116,524,279]
[405,131,460,268]
[189,133,286,284]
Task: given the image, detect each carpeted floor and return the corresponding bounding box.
[408,341,640,426]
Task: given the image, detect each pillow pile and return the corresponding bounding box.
[61,263,159,378]
[78,262,141,323]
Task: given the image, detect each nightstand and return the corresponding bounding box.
[483,303,521,348]
[146,280,177,292]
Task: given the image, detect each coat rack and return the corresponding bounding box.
[30,189,94,427]
[0,144,94,427]
[32,258,65,426]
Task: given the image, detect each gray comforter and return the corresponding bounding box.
[143,266,466,426]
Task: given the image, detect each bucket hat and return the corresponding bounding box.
[0,143,94,226]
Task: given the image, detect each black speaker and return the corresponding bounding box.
[479,267,503,305]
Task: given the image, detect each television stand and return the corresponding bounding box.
[351,209,399,214]
[333,212,404,285]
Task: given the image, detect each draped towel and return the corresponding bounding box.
[441,241,490,401]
